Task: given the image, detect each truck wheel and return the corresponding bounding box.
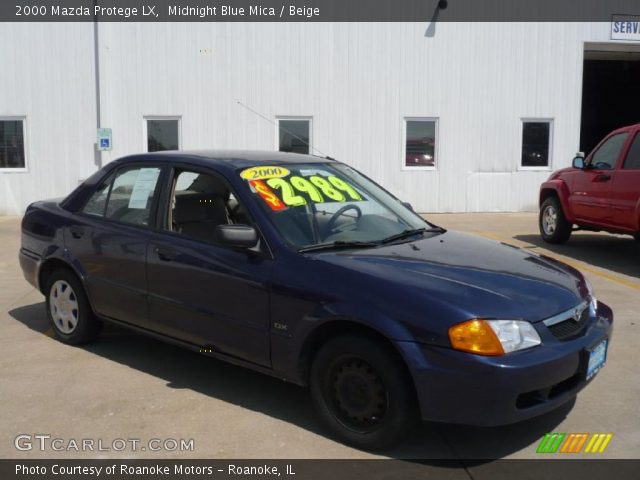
[310,335,418,450]
[540,197,572,244]
[45,269,102,345]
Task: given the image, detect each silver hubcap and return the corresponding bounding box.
[542,205,558,235]
[49,280,79,334]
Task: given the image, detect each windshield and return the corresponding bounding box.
[238,162,430,249]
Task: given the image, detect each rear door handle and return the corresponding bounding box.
[70,226,85,239]
[154,247,176,261]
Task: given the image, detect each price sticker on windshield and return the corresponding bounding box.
[245,170,365,211]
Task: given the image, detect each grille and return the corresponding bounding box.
[547,306,590,340]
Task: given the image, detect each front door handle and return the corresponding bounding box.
[594,173,611,182]
[70,226,85,239]
[154,247,176,261]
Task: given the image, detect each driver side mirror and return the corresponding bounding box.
[572,153,585,170]
[214,224,258,249]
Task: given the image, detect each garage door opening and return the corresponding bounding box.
[580,45,640,156]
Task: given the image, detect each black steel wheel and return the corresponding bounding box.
[310,335,417,450]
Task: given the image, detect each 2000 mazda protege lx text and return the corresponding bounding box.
[19,151,613,449]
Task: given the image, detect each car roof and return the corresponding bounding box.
[113,150,336,172]
[610,123,640,134]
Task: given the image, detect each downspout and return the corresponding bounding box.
[93,3,102,168]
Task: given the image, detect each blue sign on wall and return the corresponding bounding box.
[97,128,112,151]
[611,15,640,41]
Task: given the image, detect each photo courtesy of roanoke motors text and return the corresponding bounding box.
[1,0,639,479]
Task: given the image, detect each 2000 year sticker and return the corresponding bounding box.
[240,166,291,181]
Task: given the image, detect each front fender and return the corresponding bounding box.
[270,300,416,385]
[540,180,574,223]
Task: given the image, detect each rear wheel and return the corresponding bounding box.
[539,197,572,244]
[45,269,102,345]
[310,335,418,450]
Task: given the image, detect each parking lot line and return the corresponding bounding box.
[476,231,640,292]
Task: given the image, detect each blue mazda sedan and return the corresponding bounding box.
[19,151,613,449]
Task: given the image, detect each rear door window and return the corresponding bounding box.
[81,166,162,226]
[623,133,640,170]
[105,167,162,226]
[81,175,113,217]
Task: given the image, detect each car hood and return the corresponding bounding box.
[547,166,574,180]
[315,231,586,323]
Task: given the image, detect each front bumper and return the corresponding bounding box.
[397,301,613,426]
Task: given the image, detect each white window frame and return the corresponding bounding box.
[401,117,439,171]
[143,115,182,153]
[275,116,313,155]
[519,118,554,171]
[0,116,28,173]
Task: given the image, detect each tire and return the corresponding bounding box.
[45,269,102,345]
[539,197,572,244]
[310,335,418,450]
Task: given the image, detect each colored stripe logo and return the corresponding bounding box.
[537,433,613,454]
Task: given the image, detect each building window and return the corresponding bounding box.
[521,120,552,168]
[0,118,26,170]
[404,118,437,169]
[278,118,311,154]
[145,117,180,152]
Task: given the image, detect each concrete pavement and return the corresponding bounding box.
[1,214,638,460]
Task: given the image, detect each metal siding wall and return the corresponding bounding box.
[0,23,96,215]
[0,22,620,214]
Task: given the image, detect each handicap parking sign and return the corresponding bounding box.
[97,128,112,151]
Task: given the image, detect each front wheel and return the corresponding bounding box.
[539,197,572,244]
[310,335,418,450]
[45,269,102,345]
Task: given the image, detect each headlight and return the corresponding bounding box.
[449,319,541,356]
[585,278,597,317]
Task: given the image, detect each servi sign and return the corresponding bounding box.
[611,15,640,41]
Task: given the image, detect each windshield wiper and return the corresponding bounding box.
[299,226,447,252]
[298,241,379,253]
[379,226,446,244]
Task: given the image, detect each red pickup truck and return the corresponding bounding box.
[539,123,640,244]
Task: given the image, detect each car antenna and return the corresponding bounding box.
[236,100,334,159]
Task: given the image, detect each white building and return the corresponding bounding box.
[1,22,639,215]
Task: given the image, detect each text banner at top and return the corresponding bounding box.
[3,0,640,22]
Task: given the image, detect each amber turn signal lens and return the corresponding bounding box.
[448,319,505,356]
